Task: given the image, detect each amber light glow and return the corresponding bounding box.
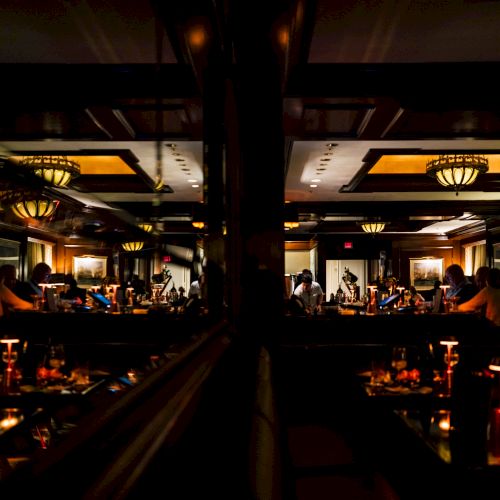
[188,26,206,50]
[0,408,22,431]
[121,241,144,252]
[437,411,451,432]
[277,26,289,49]
[11,198,58,219]
[427,154,489,194]
[19,155,80,187]
[361,222,386,234]
[137,223,153,233]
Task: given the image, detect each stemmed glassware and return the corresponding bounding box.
[440,339,459,393]
[396,287,405,307]
[440,285,450,312]
[47,344,66,371]
[37,343,67,387]
[1,338,20,394]
[391,346,408,374]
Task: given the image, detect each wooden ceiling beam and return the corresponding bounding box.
[286,63,500,107]
[0,64,199,107]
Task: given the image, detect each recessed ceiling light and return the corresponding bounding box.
[181,168,190,171]
[188,179,197,183]
[192,184,200,188]
[175,158,184,162]
[320,158,331,161]
[310,184,318,188]
[311,179,321,183]
[317,168,326,171]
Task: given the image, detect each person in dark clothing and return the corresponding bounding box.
[130,274,146,295]
[61,278,87,304]
[14,262,51,303]
[444,264,476,305]
[0,264,18,291]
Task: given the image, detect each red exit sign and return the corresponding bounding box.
[163,255,172,262]
[344,241,353,249]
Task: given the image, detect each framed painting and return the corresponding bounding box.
[73,256,107,288]
[410,258,443,291]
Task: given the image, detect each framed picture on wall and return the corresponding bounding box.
[410,258,443,290]
[73,256,107,287]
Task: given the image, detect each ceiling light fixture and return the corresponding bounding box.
[284,221,299,229]
[192,222,205,229]
[11,197,58,220]
[20,155,80,188]
[121,241,144,252]
[426,154,489,195]
[137,223,153,233]
[360,222,386,235]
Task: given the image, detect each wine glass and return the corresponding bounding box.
[48,344,66,371]
[449,296,460,312]
[440,339,459,393]
[1,338,20,394]
[391,346,408,373]
[1,347,18,365]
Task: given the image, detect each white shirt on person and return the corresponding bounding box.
[294,281,323,309]
[188,280,201,298]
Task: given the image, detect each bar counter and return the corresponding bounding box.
[1,310,499,497]
[278,310,499,348]
[274,312,500,497]
[0,318,235,496]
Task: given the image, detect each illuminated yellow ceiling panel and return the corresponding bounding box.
[11,155,135,175]
[370,154,500,174]
[68,156,135,175]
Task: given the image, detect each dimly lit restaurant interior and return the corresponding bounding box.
[2,1,500,498]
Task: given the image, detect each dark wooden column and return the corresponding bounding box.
[203,63,226,319]
[227,2,287,327]
[155,0,310,325]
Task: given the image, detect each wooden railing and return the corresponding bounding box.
[2,320,238,498]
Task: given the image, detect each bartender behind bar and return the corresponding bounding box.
[293,274,324,315]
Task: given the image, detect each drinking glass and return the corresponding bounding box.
[31,294,42,311]
[48,344,66,371]
[391,346,408,373]
[1,338,20,394]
